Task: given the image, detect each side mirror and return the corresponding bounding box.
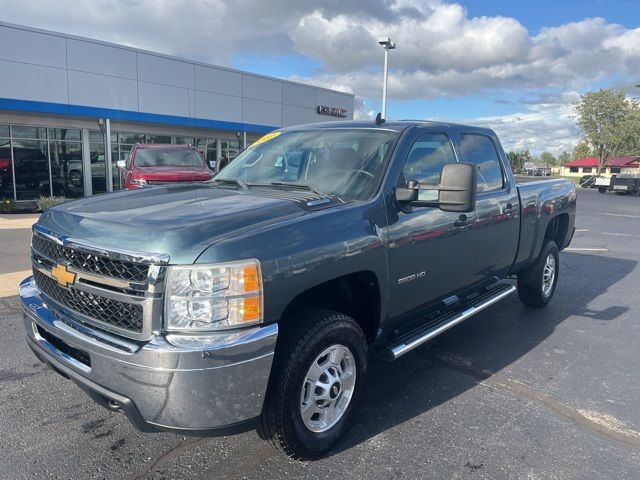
[395,163,477,213]
[116,160,126,169]
[438,162,477,212]
[395,179,419,202]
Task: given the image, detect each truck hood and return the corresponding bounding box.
[36,184,309,264]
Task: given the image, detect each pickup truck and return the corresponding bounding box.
[20,120,576,459]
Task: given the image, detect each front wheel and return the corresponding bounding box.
[259,309,367,459]
[598,187,607,194]
[517,240,560,308]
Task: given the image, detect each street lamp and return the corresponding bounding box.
[378,37,396,121]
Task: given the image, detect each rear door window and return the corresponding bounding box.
[459,134,504,193]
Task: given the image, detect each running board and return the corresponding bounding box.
[383,283,516,360]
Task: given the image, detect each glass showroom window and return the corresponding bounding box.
[195,138,218,170]
[12,134,50,201]
[48,128,83,198]
[0,127,12,201]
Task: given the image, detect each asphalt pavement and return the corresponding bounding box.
[0,189,639,479]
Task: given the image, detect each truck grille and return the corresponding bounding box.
[32,235,149,283]
[33,269,144,333]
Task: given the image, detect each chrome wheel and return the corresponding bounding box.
[542,253,556,297]
[299,344,357,433]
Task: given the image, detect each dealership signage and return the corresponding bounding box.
[317,106,348,118]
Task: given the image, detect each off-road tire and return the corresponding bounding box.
[258,309,367,459]
[517,240,560,308]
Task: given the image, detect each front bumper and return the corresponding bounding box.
[19,276,278,434]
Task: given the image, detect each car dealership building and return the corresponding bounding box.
[0,22,354,202]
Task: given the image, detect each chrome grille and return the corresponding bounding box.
[32,235,149,283]
[33,269,144,333]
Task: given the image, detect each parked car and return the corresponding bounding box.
[118,143,213,189]
[612,175,640,195]
[578,174,597,188]
[21,120,576,459]
[595,175,615,193]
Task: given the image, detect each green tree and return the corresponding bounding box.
[557,151,571,164]
[571,140,592,160]
[575,89,640,174]
[539,151,558,166]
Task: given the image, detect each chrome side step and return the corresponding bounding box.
[384,284,516,360]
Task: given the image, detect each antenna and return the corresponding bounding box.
[375,112,386,125]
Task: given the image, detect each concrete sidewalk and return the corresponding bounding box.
[0,214,38,296]
[0,214,39,230]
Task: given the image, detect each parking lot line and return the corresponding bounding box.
[594,212,640,219]
[0,270,31,298]
[564,247,609,252]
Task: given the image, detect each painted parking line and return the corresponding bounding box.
[575,229,589,232]
[564,247,609,253]
[594,212,640,219]
[0,270,31,299]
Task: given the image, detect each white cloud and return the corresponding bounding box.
[1,0,639,152]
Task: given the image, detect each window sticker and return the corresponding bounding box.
[250,131,282,148]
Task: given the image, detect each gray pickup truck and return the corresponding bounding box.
[20,120,576,459]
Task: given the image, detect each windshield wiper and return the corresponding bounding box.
[211,177,246,189]
[262,181,326,196]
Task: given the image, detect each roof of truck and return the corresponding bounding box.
[288,119,496,135]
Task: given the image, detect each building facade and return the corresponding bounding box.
[558,157,640,178]
[0,22,355,202]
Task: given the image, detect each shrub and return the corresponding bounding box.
[35,196,67,211]
[0,198,15,213]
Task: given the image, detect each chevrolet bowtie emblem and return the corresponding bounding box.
[51,264,76,288]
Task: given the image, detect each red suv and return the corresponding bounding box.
[118,144,213,189]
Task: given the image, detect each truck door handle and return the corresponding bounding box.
[454,215,473,228]
[504,203,517,214]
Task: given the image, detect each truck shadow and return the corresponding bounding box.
[332,252,636,455]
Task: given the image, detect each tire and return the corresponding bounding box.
[258,309,368,459]
[598,187,607,194]
[69,170,82,187]
[517,240,559,308]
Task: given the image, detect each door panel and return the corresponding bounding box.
[458,133,519,282]
[386,132,477,321]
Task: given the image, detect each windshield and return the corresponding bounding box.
[215,129,399,200]
[134,148,204,168]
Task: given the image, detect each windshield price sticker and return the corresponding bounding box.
[250,131,282,148]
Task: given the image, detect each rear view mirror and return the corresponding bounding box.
[438,163,477,212]
[116,160,126,169]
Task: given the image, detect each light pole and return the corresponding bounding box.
[378,37,396,121]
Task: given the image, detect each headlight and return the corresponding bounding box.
[164,259,263,332]
[130,177,147,186]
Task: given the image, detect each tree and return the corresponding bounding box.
[574,89,640,174]
[571,140,592,160]
[539,151,558,166]
[557,151,571,164]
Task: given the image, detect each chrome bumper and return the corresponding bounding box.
[19,276,278,434]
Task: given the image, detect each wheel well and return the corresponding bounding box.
[545,213,569,248]
[281,272,381,343]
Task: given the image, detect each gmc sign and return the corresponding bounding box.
[317,106,348,118]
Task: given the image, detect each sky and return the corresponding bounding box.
[1,0,640,156]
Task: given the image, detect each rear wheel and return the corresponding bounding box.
[598,187,607,194]
[517,240,559,308]
[259,309,367,459]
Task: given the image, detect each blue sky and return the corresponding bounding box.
[2,0,639,154]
